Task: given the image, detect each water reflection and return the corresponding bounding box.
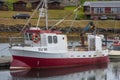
[107,62,120,80]
[11,64,107,80]
[0,62,120,80]
[0,69,11,80]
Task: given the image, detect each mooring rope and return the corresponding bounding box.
[0,46,9,53]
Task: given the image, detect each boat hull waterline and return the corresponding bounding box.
[10,55,109,69]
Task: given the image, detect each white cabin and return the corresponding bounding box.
[23,27,68,52]
[88,34,104,51]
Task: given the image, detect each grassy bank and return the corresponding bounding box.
[0,10,120,28]
[0,9,75,19]
[0,10,120,38]
[0,18,120,29]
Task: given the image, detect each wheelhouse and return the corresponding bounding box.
[23,27,68,52]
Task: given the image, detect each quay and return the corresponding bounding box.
[0,43,12,68]
[0,56,12,68]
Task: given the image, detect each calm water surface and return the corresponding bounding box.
[0,62,120,80]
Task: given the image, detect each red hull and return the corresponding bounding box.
[11,55,109,69]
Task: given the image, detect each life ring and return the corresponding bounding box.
[32,33,40,43]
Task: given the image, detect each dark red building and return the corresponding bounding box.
[13,1,27,11]
[48,0,64,9]
[0,1,8,11]
[0,1,4,10]
[31,0,64,10]
[83,1,120,19]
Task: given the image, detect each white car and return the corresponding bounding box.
[100,15,107,20]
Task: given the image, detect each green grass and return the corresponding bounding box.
[0,11,32,18]
[0,6,84,20]
[65,6,76,10]
[0,9,120,29]
[0,10,75,20]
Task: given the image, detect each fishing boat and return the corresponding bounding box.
[9,0,109,69]
[102,36,120,48]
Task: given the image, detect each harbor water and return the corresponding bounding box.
[0,62,120,80]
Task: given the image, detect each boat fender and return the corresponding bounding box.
[32,33,40,43]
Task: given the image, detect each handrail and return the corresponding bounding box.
[9,37,24,46]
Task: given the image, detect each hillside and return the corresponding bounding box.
[0,10,119,38]
[0,18,120,29]
[0,11,120,29]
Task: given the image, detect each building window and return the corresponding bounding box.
[111,8,118,14]
[86,7,90,12]
[48,36,52,43]
[53,36,57,43]
[94,8,105,14]
[94,8,97,14]
[99,8,104,13]
[117,8,120,13]
[22,4,26,7]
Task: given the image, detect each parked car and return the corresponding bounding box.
[12,13,30,19]
[100,15,107,20]
[92,16,99,20]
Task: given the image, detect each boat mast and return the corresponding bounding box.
[36,0,48,29]
[44,0,48,30]
[36,0,44,28]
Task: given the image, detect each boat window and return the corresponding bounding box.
[89,55,91,57]
[77,55,80,57]
[88,76,95,80]
[53,36,57,43]
[48,36,52,43]
[24,33,29,40]
[29,33,32,40]
[83,55,85,57]
[63,37,64,40]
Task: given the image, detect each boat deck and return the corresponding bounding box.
[68,46,107,51]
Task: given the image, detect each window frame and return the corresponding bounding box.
[48,36,52,44]
[53,36,57,44]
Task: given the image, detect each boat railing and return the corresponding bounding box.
[9,37,25,47]
[68,45,88,51]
